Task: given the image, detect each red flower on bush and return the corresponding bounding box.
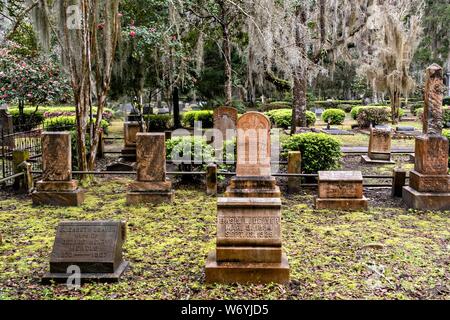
[130,31,136,38]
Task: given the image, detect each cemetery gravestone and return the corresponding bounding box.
[127,133,174,204]
[362,127,395,164]
[315,171,368,210]
[32,132,84,206]
[0,104,14,149]
[403,64,450,210]
[42,221,129,283]
[213,106,238,141]
[205,112,290,284]
[121,121,140,161]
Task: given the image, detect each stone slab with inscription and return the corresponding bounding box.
[315,171,368,210]
[213,106,238,141]
[42,221,129,283]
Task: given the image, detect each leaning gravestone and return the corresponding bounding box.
[32,132,84,206]
[42,221,129,283]
[127,133,174,204]
[403,64,450,210]
[362,127,395,164]
[0,104,14,148]
[205,111,289,284]
[315,171,368,210]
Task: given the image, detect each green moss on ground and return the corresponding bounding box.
[0,178,448,300]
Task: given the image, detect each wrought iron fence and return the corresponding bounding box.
[1,124,43,186]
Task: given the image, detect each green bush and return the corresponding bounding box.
[444,97,450,106]
[143,114,172,131]
[44,116,110,134]
[8,108,45,130]
[182,110,213,128]
[282,133,342,173]
[265,109,316,128]
[322,109,346,125]
[312,100,363,110]
[350,106,363,120]
[410,102,424,115]
[356,107,390,128]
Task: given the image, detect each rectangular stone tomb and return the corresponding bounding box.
[42,221,129,284]
[315,171,368,210]
[363,128,394,163]
[414,135,449,175]
[126,181,174,204]
[205,197,289,284]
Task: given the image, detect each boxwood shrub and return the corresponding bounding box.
[265,109,316,128]
[322,108,346,125]
[182,110,214,128]
[282,132,342,173]
[44,116,110,134]
[143,114,173,131]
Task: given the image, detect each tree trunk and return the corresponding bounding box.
[390,91,400,125]
[222,23,233,106]
[173,86,181,129]
[291,5,308,134]
[291,71,307,134]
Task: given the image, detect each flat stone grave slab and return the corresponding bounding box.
[42,221,129,284]
[321,128,354,135]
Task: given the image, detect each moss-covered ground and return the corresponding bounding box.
[0,177,448,300]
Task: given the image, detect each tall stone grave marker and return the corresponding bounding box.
[42,221,129,283]
[362,127,394,164]
[213,106,238,162]
[32,132,84,206]
[403,64,450,210]
[205,112,290,284]
[315,171,368,210]
[127,133,174,204]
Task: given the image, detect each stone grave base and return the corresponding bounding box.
[126,190,174,205]
[315,196,368,210]
[120,147,137,161]
[225,176,281,198]
[216,246,282,263]
[409,170,449,192]
[361,155,395,164]
[42,261,129,284]
[205,251,289,284]
[32,189,85,206]
[402,186,450,210]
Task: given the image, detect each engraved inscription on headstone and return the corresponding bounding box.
[43,221,129,283]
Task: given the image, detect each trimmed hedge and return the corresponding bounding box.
[356,107,390,128]
[143,114,173,131]
[182,110,214,128]
[282,132,342,173]
[322,109,346,125]
[310,100,363,110]
[44,116,110,134]
[265,109,316,128]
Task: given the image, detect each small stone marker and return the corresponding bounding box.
[0,104,14,148]
[315,171,368,210]
[32,132,84,206]
[121,121,140,161]
[396,126,415,132]
[362,127,394,164]
[127,133,174,204]
[403,64,450,210]
[206,111,289,284]
[42,221,129,283]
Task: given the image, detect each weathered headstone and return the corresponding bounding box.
[42,221,129,283]
[403,64,450,210]
[127,133,174,204]
[315,171,368,210]
[32,132,84,206]
[121,121,140,161]
[213,106,238,141]
[205,111,289,284]
[362,127,394,164]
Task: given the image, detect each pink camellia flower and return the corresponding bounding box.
[130,31,136,38]
[149,28,156,32]
[1,87,4,91]
[21,62,26,67]
[27,93,32,98]
[118,12,123,17]
[171,35,177,41]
